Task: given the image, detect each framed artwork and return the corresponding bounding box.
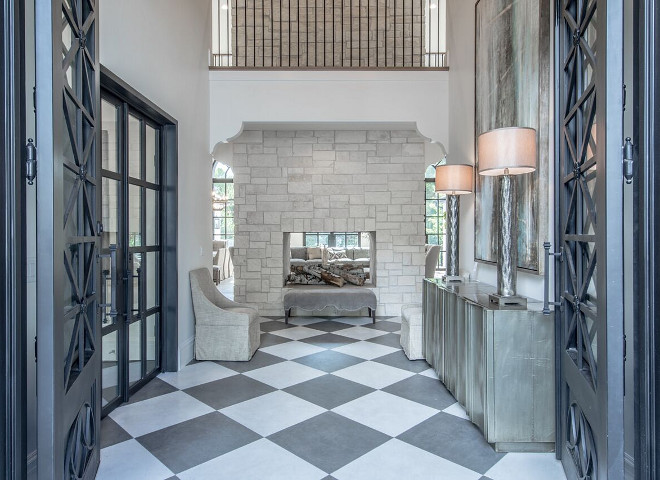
[474,0,550,273]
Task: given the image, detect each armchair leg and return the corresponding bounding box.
[285,308,291,324]
[369,307,376,324]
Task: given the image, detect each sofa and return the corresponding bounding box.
[290,246,371,268]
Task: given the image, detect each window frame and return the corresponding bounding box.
[425,165,447,271]
[212,161,234,243]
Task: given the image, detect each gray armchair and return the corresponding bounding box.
[189,268,260,361]
[425,245,441,278]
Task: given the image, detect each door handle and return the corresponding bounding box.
[129,253,143,320]
[99,244,118,319]
[543,242,563,315]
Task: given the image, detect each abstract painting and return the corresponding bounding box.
[474,0,550,273]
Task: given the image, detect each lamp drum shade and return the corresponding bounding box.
[435,164,474,195]
[477,127,537,176]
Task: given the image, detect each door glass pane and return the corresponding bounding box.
[128,115,141,179]
[146,125,159,184]
[146,188,158,246]
[101,100,119,172]
[102,331,119,406]
[129,185,142,247]
[146,252,159,310]
[146,314,158,373]
[129,321,142,386]
[102,178,120,249]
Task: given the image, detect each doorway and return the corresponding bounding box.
[99,69,179,416]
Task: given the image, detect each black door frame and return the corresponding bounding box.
[634,0,659,478]
[100,66,179,376]
[1,0,26,478]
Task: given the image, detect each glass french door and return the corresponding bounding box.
[556,0,625,479]
[100,92,162,415]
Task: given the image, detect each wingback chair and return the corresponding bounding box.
[189,268,260,361]
[425,245,441,278]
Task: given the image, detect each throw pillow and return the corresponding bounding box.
[290,247,307,260]
[328,249,348,261]
[307,247,323,260]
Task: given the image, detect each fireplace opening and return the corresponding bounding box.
[283,232,376,287]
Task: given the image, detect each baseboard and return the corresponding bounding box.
[179,335,195,370]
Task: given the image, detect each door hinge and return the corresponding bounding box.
[97,221,104,235]
[623,137,634,184]
[25,138,37,185]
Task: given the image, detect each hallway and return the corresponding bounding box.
[96,313,565,480]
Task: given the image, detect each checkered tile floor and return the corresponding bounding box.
[97,316,566,480]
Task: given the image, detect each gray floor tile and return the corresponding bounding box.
[372,350,431,373]
[480,477,495,480]
[364,320,402,332]
[137,412,260,474]
[293,350,366,373]
[215,350,285,373]
[260,320,295,332]
[260,332,294,348]
[300,332,360,349]
[284,374,374,410]
[382,375,457,410]
[269,412,390,474]
[184,374,276,410]
[300,320,354,332]
[100,417,132,449]
[365,333,402,349]
[126,377,178,405]
[165,477,180,480]
[398,412,505,474]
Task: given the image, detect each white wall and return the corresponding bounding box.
[100,0,212,368]
[209,70,449,147]
[447,0,553,300]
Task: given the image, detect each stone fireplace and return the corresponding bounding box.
[228,126,429,316]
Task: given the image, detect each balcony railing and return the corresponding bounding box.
[211,0,446,69]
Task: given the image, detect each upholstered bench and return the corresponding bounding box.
[400,304,424,360]
[283,288,377,324]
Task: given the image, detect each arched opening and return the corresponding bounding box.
[425,164,447,272]
[212,161,235,285]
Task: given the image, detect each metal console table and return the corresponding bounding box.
[423,279,555,452]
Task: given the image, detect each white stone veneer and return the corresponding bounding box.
[231,129,428,316]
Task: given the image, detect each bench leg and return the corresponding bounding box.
[369,307,376,324]
[285,308,291,324]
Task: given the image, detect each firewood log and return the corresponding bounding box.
[321,271,345,287]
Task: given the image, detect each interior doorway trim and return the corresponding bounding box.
[1,0,27,478]
[100,66,179,373]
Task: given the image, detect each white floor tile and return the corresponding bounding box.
[334,326,388,340]
[158,361,237,389]
[443,402,470,421]
[243,360,325,389]
[270,326,326,340]
[220,391,326,436]
[97,440,173,480]
[109,391,214,437]
[332,391,438,437]
[485,453,567,480]
[178,438,326,480]
[260,341,326,360]
[333,361,414,389]
[287,316,327,326]
[332,341,399,360]
[333,439,482,480]
[419,368,440,380]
